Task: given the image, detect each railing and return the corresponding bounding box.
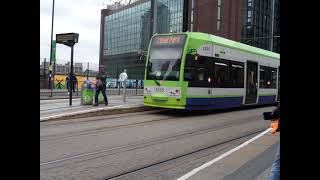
[40,79,144,98]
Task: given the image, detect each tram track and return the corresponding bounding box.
[40,116,264,171]
[40,116,173,141]
[40,108,260,142]
[105,129,264,180]
[40,109,166,128]
[40,105,84,112]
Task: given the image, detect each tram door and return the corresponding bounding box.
[245,61,258,104]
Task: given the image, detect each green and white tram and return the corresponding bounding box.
[143,32,280,110]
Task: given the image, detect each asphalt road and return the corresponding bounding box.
[40,106,275,180]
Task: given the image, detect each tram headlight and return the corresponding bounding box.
[144,87,151,95]
[175,89,180,95]
[169,88,180,96]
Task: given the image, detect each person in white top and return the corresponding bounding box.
[119,69,128,87]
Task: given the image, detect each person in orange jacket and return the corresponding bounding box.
[269,103,280,180]
[271,104,280,134]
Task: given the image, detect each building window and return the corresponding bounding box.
[217,0,221,32]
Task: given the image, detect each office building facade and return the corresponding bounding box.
[100,0,186,80]
[241,0,280,52]
[99,0,280,80]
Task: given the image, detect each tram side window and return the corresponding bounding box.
[230,61,244,88]
[214,58,230,88]
[259,66,266,87]
[194,56,211,83]
[271,68,277,88]
[259,66,277,88]
[184,54,213,87]
[184,54,195,81]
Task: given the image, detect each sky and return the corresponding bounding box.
[40,0,117,66]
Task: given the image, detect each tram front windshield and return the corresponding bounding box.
[146,35,186,81]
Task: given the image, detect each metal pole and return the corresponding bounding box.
[43,58,46,78]
[53,61,56,90]
[270,0,275,51]
[136,79,138,95]
[152,0,157,34]
[87,62,89,80]
[69,46,74,106]
[190,0,194,32]
[117,57,120,95]
[76,81,78,96]
[43,58,46,89]
[49,0,55,97]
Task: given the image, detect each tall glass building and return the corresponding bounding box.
[99,0,280,80]
[241,0,280,53]
[100,0,186,80]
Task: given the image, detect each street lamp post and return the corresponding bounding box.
[117,55,120,95]
[87,62,89,80]
[48,0,55,97]
[56,33,79,106]
[43,58,46,79]
[270,0,275,51]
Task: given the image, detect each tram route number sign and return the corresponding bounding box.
[156,36,181,44]
[56,33,79,47]
[152,35,186,47]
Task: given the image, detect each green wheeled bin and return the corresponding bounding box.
[81,80,94,105]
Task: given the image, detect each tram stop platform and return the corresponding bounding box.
[185,131,280,180]
[40,95,144,121]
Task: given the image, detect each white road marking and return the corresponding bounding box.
[176,128,272,180]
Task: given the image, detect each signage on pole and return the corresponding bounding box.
[56,33,79,47]
[51,40,56,63]
[56,32,79,106]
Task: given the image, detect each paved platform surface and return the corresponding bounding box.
[40,95,144,121]
[186,132,279,180]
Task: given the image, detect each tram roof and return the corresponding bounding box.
[154,32,280,60]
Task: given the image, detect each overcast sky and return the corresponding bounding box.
[40,0,117,66]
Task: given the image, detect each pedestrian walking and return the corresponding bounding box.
[93,65,108,106]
